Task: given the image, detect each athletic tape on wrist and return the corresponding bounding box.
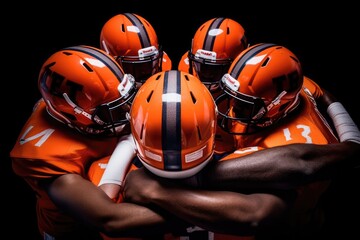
[327,102,360,144]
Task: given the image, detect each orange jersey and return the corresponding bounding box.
[162,51,173,71]
[303,76,323,100]
[177,52,189,72]
[232,89,337,148]
[10,99,119,237]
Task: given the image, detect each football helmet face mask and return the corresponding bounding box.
[188,17,248,92]
[216,43,303,135]
[38,45,137,137]
[100,13,163,84]
[130,70,217,179]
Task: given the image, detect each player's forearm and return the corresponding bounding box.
[201,142,360,190]
[46,174,182,237]
[101,202,187,238]
[144,182,283,235]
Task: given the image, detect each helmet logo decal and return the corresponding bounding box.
[231,43,277,78]
[246,54,266,65]
[203,17,225,51]
[124,13,151,48]
[162,93,181,102]
[208,28,223,36]
[83,58,106,68]
[126,25,140,33]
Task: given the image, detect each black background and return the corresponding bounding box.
[3,1,360,239]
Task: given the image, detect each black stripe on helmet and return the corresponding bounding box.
[203,17,225,51]
[230,43,278,79]
[63,45,125,82]
[162,70,182,171]
[124,13,151,48]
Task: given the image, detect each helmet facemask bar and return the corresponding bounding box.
[188,50,232,92]
[60,74,137,136]
[91,92,135,134]
[116,46,163,83]
[91,73,137,135]
[216,74,267,135]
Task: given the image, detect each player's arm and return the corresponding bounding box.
[199,141,360,190]
[123,167,292,235]
[43,173,188,238]
[197,88,360,190]
[98,134,136,200]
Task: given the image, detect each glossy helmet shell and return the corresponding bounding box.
[38,45,137,136]
[100,13,163,82]
[188,17,248,87]
[217,43,303,133]
[130,70,217,178]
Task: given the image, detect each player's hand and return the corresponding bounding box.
[123,167,163,204]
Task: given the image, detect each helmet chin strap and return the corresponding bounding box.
[101,40,110,54]
[45,99,85,134]
[266,90,287,111]
[253,90,287,121]
[62,93,129,136]
[62,93,104,125]
[45,99,72,126]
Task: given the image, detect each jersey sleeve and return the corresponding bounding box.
[177,52,190,72]
[303,76,324,100]
[10,99,118,179]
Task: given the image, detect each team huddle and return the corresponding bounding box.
[10,13,360,240]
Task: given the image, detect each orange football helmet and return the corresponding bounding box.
[38,45,137,136]
[100,13,164,83]
[130,70,217,178]
[216,43,303,134]
[188,17,248,91]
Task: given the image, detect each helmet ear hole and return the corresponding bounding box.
[196,125,202,141]
[146,90,154,103]
[190,91,196,104]
[140,124,145,140]
[261,57,270,67]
